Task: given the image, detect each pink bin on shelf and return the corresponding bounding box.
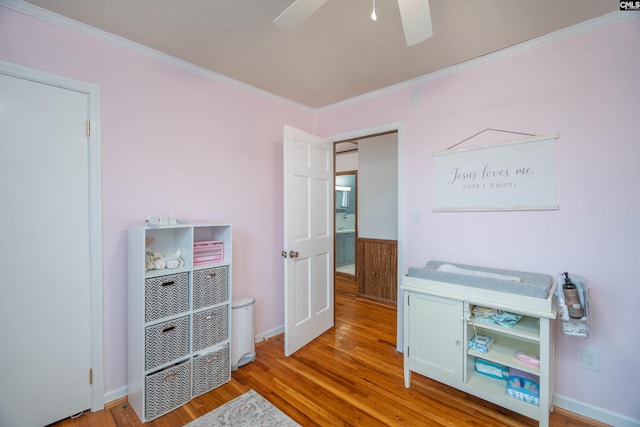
[193,240,223,266]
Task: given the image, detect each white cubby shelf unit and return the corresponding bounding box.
[128,223,232,422]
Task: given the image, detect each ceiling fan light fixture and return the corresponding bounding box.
[275,0,433,46]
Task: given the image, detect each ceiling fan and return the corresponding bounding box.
[273,0,433,46]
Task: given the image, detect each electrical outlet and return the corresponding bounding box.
[582,348,600,372]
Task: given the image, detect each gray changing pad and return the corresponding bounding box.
[407,260,553,299]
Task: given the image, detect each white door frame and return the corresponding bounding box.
[328,122,405,352]
[0,60,105,411]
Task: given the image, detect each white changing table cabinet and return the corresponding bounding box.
[402,274,557,427]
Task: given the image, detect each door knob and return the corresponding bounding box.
[281,250,288,258]
[289,250,299,258]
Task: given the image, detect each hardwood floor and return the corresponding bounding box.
[53,275,607,426]
[335,272,357,295]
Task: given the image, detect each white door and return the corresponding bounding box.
[0,72,93,426]
[283,125,334,356]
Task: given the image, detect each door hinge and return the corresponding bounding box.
[86,121,91,137]
[89,368,93,385]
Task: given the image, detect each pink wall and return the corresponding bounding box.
[0,7,314,395]
[317,17,640,422]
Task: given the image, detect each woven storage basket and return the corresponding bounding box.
[192,344,230,397]
[193,266,229,310]
[192,305,229,352]
[144,272,189,322]
[145,360,191,421]
[145,315,190,370]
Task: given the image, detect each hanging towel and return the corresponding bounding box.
[341,191,349,208]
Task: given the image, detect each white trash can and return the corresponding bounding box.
[231,297,256,370]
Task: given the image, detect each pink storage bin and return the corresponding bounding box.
[193,240,223,265]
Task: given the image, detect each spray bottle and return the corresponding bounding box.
[562,272,584,319]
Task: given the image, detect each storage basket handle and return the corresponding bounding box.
[163,372,177,381]
[162,326,176,333]
[161,281,175,287]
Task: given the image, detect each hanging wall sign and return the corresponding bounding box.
[433,134,558,211]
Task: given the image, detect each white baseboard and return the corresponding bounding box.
[554,394,640,427]
[255,326,284,343]
[103,386,128,406]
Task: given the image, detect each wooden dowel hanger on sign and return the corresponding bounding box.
[446,128,538,151]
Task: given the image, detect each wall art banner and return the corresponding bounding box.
[433,134,558,211]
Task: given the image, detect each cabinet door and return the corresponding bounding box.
[408,293,463,384]
[336,234,345,265]
[344,233,355,263]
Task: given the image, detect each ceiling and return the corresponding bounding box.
[20,0,619,108]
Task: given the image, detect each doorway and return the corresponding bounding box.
[335,171,357,276]
[334,140,359,298]
[333,130,399,307]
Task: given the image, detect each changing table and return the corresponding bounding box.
[402,261,557,427]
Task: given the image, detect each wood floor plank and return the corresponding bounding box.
[52,275,608,426]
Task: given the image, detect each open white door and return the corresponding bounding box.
[283,125,334,356]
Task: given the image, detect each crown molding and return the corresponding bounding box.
[0,0,314,112]
[1,0,636,112]
[318,11,637,113]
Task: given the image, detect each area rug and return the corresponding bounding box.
[184,390,300,426]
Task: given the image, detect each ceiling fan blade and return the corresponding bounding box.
[397,0,433,46]
[273,0,329,30]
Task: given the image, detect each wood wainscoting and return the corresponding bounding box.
[356,237,397,305]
